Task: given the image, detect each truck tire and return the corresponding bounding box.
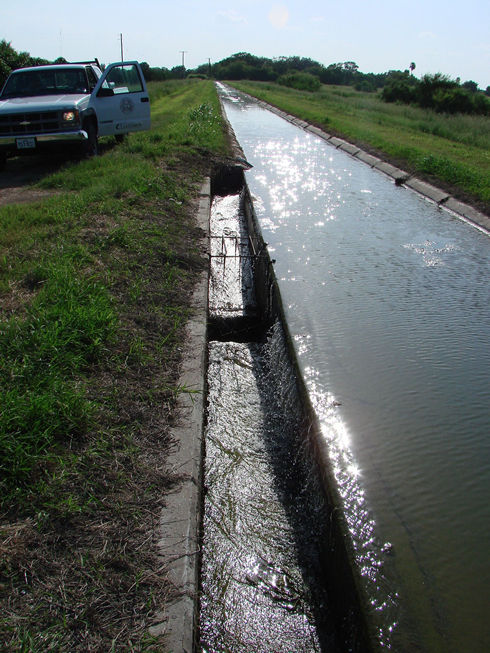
[82,121,98,157]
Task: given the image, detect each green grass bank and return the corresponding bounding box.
[232,81,490,214]
[0,79,229,651]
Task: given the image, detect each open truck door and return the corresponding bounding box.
[92,62,150,137]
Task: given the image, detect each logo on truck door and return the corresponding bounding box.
[120,98,134,114]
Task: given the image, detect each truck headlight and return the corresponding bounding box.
[62,110,79,123]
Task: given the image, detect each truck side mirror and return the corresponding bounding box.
[96,87,114,98]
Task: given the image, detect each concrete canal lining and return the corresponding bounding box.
[148,180,210,651]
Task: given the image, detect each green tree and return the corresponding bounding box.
[417,73,457,108]
[382,79,417,104]
[0,39,49,86]
[170,65,186,79]
[462,80,478,93]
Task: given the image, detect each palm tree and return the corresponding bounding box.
[409,62,416,76]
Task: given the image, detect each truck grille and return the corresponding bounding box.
[0,111,61,136]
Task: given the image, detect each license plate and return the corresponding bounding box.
[16,137,36,149]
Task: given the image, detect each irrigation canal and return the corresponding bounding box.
[199,84,490,652]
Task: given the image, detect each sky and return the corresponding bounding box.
[3,0,490,88]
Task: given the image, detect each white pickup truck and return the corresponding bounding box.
[0,60,150,167]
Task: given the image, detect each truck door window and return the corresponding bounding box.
[104,64,144,94]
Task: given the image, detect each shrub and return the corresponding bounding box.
[432,87,472,114]
[471,93,490,115]
[431,87,489,115]
[355,80,376,92]
[278,71,321,92]
[380,72,489,115]
[417,73,456,108]
[381,80,416,104]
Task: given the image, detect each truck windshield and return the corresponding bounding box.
[1,69,89,98]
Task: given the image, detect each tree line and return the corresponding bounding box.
[0,40,186,88]
[0,40,50,87]
[381,71,489,115]
[1,42,488,116]
[194,53,380,89]
[195,52,489,115]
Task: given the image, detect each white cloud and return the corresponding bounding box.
[269,4,289,29]
[217,10,248,25]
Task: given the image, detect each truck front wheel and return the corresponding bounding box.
[82,121,98,157]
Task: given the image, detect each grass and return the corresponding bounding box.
[0,79,230,651]
[1,253,115,491]
[232,81,490,211]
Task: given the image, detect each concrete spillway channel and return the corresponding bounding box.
[199,166,376,652]
[150,171,381,651]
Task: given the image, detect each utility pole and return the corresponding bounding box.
[120,33,124,62]
[180,50,188,77]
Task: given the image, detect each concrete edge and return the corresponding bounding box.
[149,180,210,652]
[223,84,489,234]
[217,97,244,161]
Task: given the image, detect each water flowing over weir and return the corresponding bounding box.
[211,84,490,653]
[201,189,343,651]
[202,336,334,652]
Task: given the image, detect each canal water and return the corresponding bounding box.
[216,84,490,652]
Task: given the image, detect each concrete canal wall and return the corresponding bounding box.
[148,180,210,652]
